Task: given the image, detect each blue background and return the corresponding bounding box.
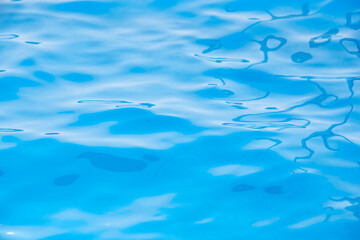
[0,0,360,239]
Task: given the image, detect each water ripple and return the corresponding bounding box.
[1,0,360,239]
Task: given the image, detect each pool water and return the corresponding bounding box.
[1,0,360,239]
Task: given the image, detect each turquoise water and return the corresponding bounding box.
[1,0,360,239]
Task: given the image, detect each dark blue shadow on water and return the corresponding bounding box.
[70,108,204,134]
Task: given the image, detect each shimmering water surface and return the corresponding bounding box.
[1,0,360,239]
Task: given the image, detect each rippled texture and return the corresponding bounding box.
[1,0,360,239]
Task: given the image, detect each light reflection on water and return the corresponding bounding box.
[0,0,360,239]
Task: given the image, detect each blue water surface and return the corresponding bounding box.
[1,0,360,239]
